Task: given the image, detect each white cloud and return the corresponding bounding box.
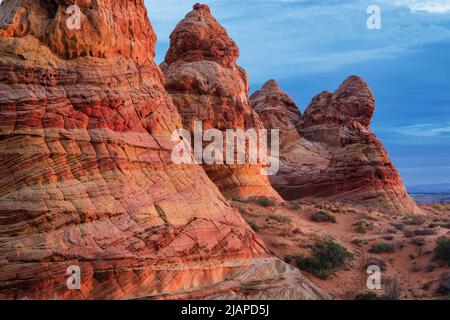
[388,123,450,137]
[147,0,450,82]
[393,0,450,13]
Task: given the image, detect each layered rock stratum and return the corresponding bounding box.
[161,4,281,200]
[251,78,418,215]
[0,0,325,299]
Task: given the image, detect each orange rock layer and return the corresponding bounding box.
[161,4,281,201]
[251,78,418,215]
[0,1,325,299]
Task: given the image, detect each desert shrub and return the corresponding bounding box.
[268,214,291,224]
[252,196,277,207]
[404,228,437,238]
[370,242,397,253]
[295,239,351,279]
[311,211,336,223]
[354,292,378,300]
[319,201,342,213]
[312,239,351,267]
[288,201,301,210]
[426,262,439,273]
[353,220,371,234]
[391,222,405,231]
[436,272,450,295]
[353,222,367,234]
[296,255,332,279]
[363,257,387,271]
[247,221,260,231]
[380,277,402,300]
[403,214,426,226]
[435,237,450,264]
[351,238,367,246]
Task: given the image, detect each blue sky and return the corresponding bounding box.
[146,0,450,187]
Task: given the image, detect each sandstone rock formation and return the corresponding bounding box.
[251,77,418,215]
[251,80,303,146]
[161,4,281,200]
[0,0,325,299]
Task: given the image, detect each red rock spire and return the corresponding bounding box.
[252,77,418,215]
[250,79,304,145]
[162,4,282,200]
[164,3,239,67]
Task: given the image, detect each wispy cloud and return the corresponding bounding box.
[392,0,450,13]
[385,123,450,137]
[147,0,450,81]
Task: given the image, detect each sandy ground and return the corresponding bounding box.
[232,199,450,300]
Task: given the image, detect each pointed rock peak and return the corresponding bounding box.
[164,3,239,67]
[335,76,372,98]
[333,75,375,127]
[251,79,301,114]
[0,0,155,63]
[193,3,211,13]
[251,79,303,143]
[261,79,283,92]
[304,76,375,128]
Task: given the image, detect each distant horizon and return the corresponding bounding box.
[148,0,450,187]
[407,182,450,193]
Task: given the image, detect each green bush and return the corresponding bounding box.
[435,237,450,264]
[252,196,277,207]
[313,239,351,267]
[295,239,351,279]
[311,211,336,223]
[370,242,397,253]
[296,255,332,279]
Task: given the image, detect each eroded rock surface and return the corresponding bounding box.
[251,77,418,214]
[0,0,325,299]
[161,4,281,200]
[251,80,304,146]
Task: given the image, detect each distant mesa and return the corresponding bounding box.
[408,183,450,194]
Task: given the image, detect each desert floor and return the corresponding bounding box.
[232,199,450,299]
